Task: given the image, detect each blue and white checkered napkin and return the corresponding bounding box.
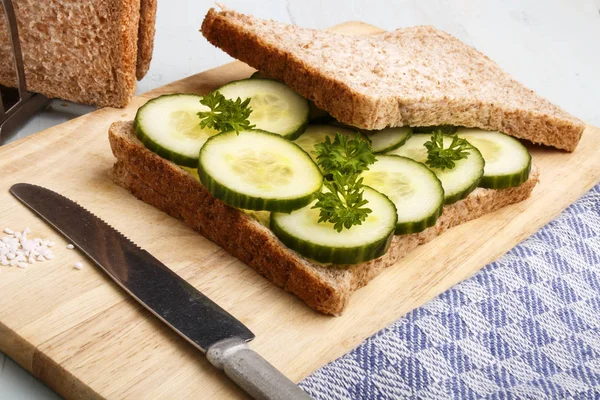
[300,183,600,399]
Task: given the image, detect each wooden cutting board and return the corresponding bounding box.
[0,21,599,399]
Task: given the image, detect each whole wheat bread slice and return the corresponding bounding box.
[0,0,146,107]
[109,120,539,315]
[136,0,157,80]
[201,7,585,151]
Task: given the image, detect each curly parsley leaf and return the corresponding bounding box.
[197,91,255,134]
[424,130,470,170]
[312,133,375,232]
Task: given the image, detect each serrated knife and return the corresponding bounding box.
[10,183,311,400]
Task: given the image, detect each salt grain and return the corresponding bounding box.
[66,244,74,250]
[74,262,83,270]
[0,227,57,270]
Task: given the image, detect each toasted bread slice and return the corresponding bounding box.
[201,8,584,151]
[109,121,539,315]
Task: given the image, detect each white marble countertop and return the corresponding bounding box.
[2,0,600,398]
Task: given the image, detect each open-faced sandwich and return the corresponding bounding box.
[108,6,584,315]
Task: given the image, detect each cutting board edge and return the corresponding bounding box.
[32,349,103,400]
[0,320,36,371]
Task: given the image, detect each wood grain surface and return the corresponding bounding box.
[0,22,599,399]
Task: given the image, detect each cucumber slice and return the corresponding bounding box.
[294,124,411,159]
[457,128,531,189]
[365,127,413,153]
[249,71,330,122]
[216,79,310,139]
[388,134,484,204]
[270,187,397,264]
[134,94,218,167]
[198,130,322,212]
[329,120,413,153]
[293,124,356,162]
[413,125,458,134]
[361,155,444,234]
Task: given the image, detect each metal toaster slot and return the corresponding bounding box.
[0,0,49,144]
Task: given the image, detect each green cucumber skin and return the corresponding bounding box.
[270,186,397,264]
[467,133,531,189]
[199,169,319,212]
[388,134,484,205]
[439,144,484,205]
[479,157,532,189]
[412,129,529,191]
[134,94,200,168]
[270,216,394,264]
[282,120,309,140]
[457,130,532,189]
[394,162,443,235]
[328,122,414,153]
[394,206,442,235]
[372,128,414,154]
[250,72,331,123]
[218,78,310,140]
[198,129,322,213]
[362,155,444,235]
[442,175,481,205]
[270,213,396,264]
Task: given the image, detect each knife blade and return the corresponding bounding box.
[10,183,310,400]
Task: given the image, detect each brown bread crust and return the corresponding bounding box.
[109,121,539,315]
[0,0,140,107]
[136,0,157,80]
[200,8,584,151]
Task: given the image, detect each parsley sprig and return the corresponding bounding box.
[312,133,376,232]
[424,130,470,170]
[197,91,255,134]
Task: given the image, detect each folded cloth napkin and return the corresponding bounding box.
[300,183,600,399]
